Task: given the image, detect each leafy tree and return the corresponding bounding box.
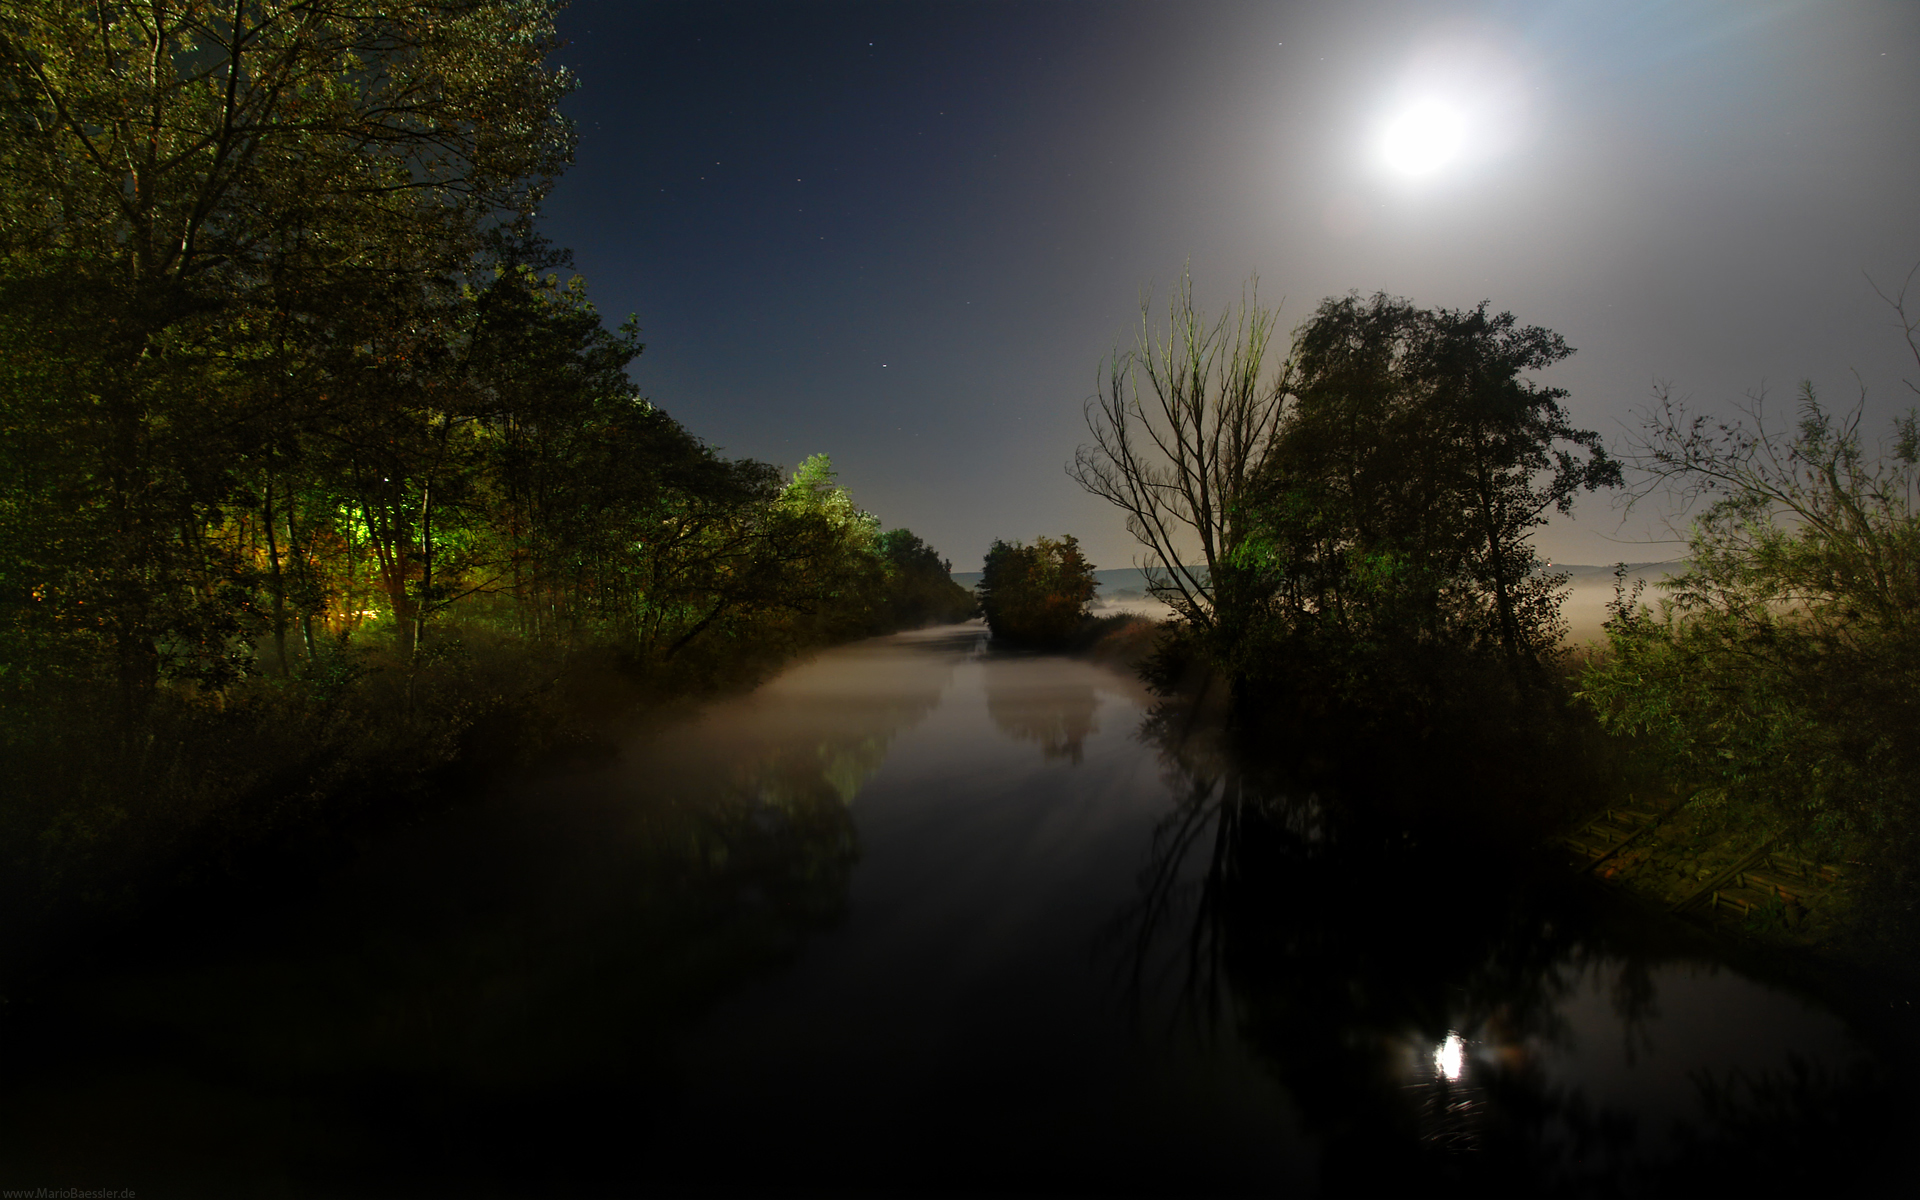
[1417,301,1622,665]
[977,535,1098,645]
[583,451,887,666]
[1579,382,1920,921]
[0,0,573,711]
[737,454,880,641]
[1243,293,1618,691]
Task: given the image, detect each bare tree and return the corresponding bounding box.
[1070,272,1291,634]
[1867,260,1920,404]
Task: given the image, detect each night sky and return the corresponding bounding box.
[538,0,1920,572]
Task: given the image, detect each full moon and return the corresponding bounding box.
[1380,100,1466,177]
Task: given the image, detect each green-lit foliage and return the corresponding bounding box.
[1072,272,1288,652]
[977,536,1098,646]
[1578,385,1920,926]
[0,0,576,710]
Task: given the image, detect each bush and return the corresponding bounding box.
[977,535,1098,646]
[1578,386,1920,946]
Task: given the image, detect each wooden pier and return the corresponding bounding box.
[1558,801,1846,933]
[1559,806,1660,870]
[1683,851,1845,919]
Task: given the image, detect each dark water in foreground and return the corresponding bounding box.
[2,625,1909,1196]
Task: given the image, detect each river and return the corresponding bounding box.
[1,624,1906,1196]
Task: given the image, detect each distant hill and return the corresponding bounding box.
[950,562,1683,592]
[947,561,1686,641]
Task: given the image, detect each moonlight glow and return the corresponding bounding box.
[1381,100,1466,177]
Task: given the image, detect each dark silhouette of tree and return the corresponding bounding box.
[877,529,977,627]
[1245,293,1618,693]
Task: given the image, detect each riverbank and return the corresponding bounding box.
[0,617,941,1004]
[6,623,1905,1196]
[1564,796,1847,937]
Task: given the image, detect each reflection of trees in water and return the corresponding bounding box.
[1661,1056,1893,1193]
[984,674,1100,764]
[725,648,955,806]
[1120,699,1899,1195]
[0,641,962,1193]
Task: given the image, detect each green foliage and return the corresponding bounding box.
[977,535,1098,646]
[877,529,977,627]
[1578,386,1920,917]
[0,5,974,962]
[0,1,575,704]
[1231,293,1618,704]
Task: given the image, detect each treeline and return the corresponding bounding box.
[0,2,967,706]
[0,3,970,938]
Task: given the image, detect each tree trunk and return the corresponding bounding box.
[363,495,416,654]
[263,474,290,676]
[284,494,317,663]
[1473,458,1523,675]
[415,477,432,651]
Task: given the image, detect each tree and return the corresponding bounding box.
[1071,272,1290,651]
[977,535,1098,645]
[1421,302,1622,666]
[595,452,887,665]
[1578,381,1920,904]
[0,1,573,711]
[1248,293,1618,681]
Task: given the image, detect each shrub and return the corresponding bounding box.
[1579,385,1920,945]
[977,536,1098,645]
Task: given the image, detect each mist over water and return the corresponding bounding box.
[1559,562,1680,645]
[0,623,1899,1194]
[967,563,1671,642]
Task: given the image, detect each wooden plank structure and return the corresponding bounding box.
[1670,839,1778,913]
[1559,806,1661,871]
[1560,800,1847,930]
[1682,850,1844,918]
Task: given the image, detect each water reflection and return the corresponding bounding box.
[984,668,1101,764]
[1123,701,1902,1194]
[0,630,1904,1195]
[0,632,965,1194]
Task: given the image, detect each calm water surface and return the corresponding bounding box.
[2,625,1905,1196]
